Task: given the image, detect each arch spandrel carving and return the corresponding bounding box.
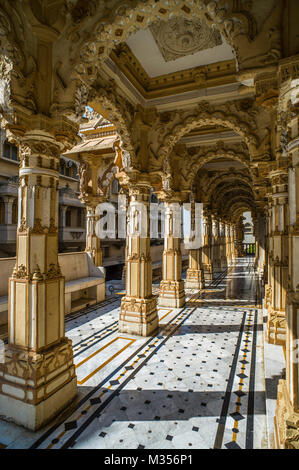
[171,143,253,191]
[87,81,138,168]
[148,99,273,170]
[204,172,253,202]
[65,0,282,81]
[212,190,255,217]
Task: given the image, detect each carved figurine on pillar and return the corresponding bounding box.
[78,156,107,268]
[235,217,245,257]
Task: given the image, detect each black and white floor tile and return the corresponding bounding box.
[0,259,279,449]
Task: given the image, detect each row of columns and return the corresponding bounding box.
[0,140,246,432]
[0,127,77,430]
[117,189,238,336]
[265,170,289,346]
[262,61,299,448]
[0,196,17,225]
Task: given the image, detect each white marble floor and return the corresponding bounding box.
[0,258,285,449]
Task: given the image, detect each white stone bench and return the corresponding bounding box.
[0,252,106,326]
[0,257,15,327]
[57,252,105,315]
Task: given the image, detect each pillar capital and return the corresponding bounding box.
[6,113,79,153]
[155,189,188,204]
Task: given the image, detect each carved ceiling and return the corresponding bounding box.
[149,17,222,62]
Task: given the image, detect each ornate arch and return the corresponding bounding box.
[97,161,119,198]
[87,81,137,169]
[185,142,253,189]
[222,198,256,221]
[204,172,253,204]
[73,0,258,83]
[211,185,254,209]
[0,4,27,119]
[213,192,255,219]
[151,99,260,172]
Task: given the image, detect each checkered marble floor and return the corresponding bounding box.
[0,258,270,449]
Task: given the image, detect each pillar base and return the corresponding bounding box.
[185,269,204,290]
[266,309,286,346]
[203,264,213,282]
[158,280,185,308]
[264,285,272,308]
[119,295,159,337]
[221,258,228,270]
[274,379,299,449]
[213,262,222,274]
[0,338,77,431]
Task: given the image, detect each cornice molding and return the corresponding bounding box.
[110,43,237,100]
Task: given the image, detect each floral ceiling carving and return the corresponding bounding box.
[149,17,222,62]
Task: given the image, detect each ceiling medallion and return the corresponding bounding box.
[150,17,222,62]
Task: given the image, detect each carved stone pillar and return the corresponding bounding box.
[235,217,245,257]
[211,215,221,274]
[119,180,158,336]
[219,220,227,270]
[185,202,205,289]
[202,210,213,281]
[225,223,232,266]
[186,249,205,290]
[267,170,289,346]
[275,62,299,448]
[0,129,77,430]
[230,225,236,260]
[254,210,267,277]
[85,203,102,267]
[264,197,273,309]
[78,156,106,268]
[158,199,185,308]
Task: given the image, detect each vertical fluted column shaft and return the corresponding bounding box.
[186,201,205,290]
[267,170,289,346]
[274,73,299,449]
[211,215,221,274]
[159,200,185,308]
[119,183,158,336]
[86,204,102,266]
[219,220,227,270]
[0,126,77,430]
[202,210,213,281]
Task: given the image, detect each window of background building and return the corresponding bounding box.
[102,246,109,258]
[12,200,18,224]
[111,179,119,194]
[0,198,4,224]
[244,222,252,233]
[77,208,85,228]
[60,160,78,179]
[66,207,72,227]
[4,141,18,161]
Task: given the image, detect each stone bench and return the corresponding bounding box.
[0,257,15,327]
[61,252,105,314]
[0,252,105,327]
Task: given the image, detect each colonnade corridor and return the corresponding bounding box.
[0,258,275,450]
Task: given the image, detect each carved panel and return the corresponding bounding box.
[149,17,222,62]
